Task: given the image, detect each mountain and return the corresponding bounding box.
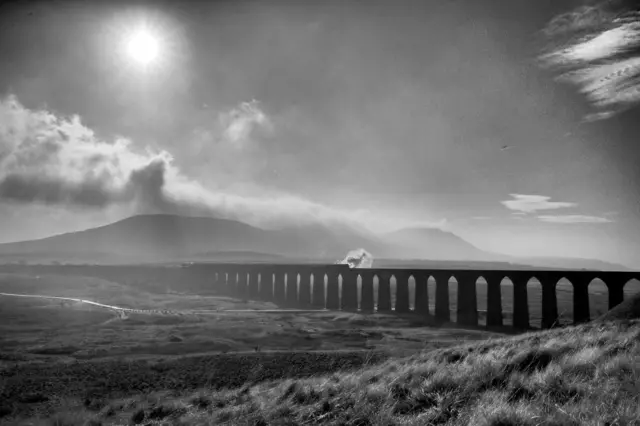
[382,227,492,261]
[0,214,382,263]
[0,214,631,271]
[0,214,269,260]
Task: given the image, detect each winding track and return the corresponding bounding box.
[0,292,327,317]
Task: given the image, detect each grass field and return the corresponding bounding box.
[0,272,502,365]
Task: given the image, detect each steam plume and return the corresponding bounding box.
[336,248,374,268]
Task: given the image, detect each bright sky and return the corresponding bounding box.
[0,0,639,267]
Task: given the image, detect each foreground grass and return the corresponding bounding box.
[3,320,639,425]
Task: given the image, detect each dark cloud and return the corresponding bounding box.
[0,172,118,207]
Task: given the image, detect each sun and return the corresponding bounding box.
[105,12,185,78]
[125,28,160,66]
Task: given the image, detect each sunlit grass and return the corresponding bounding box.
[3,320,639,425]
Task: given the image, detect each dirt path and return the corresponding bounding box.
[0,292,327,318]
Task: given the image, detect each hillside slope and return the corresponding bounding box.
[383,227,494,261]
[2,320,638,425]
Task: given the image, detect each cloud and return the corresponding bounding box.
[183,100,277,187]
[537,214,613,223]
[219,100,272,144]
[471,216,491,220]
[0,95,432,234]
[538,2,640,120]
[500,194,577,213]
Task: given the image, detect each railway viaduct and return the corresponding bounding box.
[182,263,640,329]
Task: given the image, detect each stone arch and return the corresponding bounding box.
[389,274,397,311]
[555,276,574,325]
[587,276,609,319]
[500,276,514,327]
[624,278,640,300]
[526,277,542,329]
[410,274,417,310]
[356,273,363,311]
[475,275,488,325]
[427,275,437,315]
[372,273,380,311]
[448,275,458,320]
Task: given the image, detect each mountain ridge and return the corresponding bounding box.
[0,214,631,270]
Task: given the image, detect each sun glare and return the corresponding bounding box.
[105,10,186,79]
[126,28,160,66]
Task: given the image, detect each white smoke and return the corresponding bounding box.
[336,248,374,269]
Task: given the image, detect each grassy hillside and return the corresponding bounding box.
[2,319,638,425]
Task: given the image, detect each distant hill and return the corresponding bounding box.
[0,214,383,263]
[382,227,492,261]
[511,256,632,272]
[0,214,631,271]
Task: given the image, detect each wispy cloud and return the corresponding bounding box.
[537,214,613,224]
[219,100,272,144]
[539,2,640,120]
[501,194,577,213]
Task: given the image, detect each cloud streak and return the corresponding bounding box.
[500,194,577,213]
[501,194,612,224]
[539,2,640,120]
[537,214,613,224]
